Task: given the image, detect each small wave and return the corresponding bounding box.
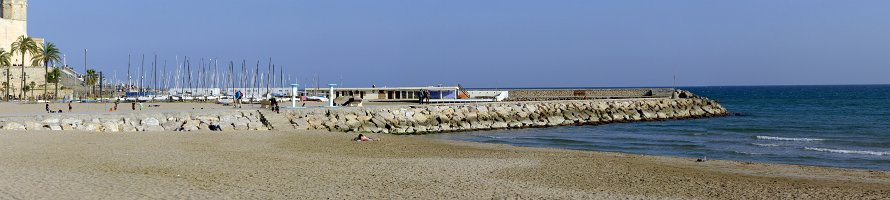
[734,151,766,155]
[756,136,825,142]
[751,143,781,147]
[804,147,890,156]
[481,135,523,139]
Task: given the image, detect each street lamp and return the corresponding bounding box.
[290,83,299,108]
[328,83,337,107]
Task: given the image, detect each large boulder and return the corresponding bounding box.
[233,122,249,131]
[102,122,120,132]
[161,121,184,131]
[48,124,63,131]
[141,118,161,126]
[293,118,310,129]
[144,125,165,132]
[24,121,43,130]
[3,122,26,130]
[41,118,60,124]
[61,118,83,126]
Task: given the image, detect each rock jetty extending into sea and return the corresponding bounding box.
[0,91,727,133]
[285,94,726,135]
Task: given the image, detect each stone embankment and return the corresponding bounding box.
[285,96,727,135]
[0,110,270,132]
[0,91,727,134]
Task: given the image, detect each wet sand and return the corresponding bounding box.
[0,131,886,199]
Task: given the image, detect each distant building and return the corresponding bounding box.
[0,0,76,100]
[1,0,42,64]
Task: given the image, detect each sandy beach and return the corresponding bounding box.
[0,130,886,199]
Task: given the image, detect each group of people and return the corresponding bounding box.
[234,90,281,113]
[44,103,68,113]
[418,89,432,104]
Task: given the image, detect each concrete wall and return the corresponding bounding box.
[1,66,74,100]
[504,88,675,101]
[284,95,727,135]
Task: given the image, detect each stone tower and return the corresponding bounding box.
[1,0,27,21]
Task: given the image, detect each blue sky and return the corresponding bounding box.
[28,0,890,88]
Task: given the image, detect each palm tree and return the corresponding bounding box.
[32,42,62,101]
[85,69,98,98]
[11,36,39,100]
[0,49,10,101]
[47,68,62,100]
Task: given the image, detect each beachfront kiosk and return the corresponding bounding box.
[290,84,299,108]
[328,84,337,107]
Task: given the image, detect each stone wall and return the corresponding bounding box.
[0,110,270,132]
[504,88,675,101]
[284,96,727,135]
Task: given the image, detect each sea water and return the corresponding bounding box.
[431,85,890,171]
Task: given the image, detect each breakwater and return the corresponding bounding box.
[0,110,270,132]
[0,92,727,134]
[284,96,727,135]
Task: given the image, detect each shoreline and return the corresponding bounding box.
[0,130,886,199]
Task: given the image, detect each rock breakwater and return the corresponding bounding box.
[285,97,727,135]
[0,110,270,132]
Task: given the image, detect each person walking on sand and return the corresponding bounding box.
[68,101,72,112]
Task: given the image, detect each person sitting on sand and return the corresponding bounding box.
[353,134,375,142]
[270,97,279,113]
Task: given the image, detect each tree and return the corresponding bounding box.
[85,69,98,98]
[11,36,39,101]
[0,49,10,101]
[47,68,62,101]
[32,42,62,101]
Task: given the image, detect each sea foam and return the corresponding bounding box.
[756,136,825,142]
[804,147,890,156]
[751,143,781,147]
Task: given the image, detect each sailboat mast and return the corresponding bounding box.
[254,61,259,99]
[127,54,131,92]
[140,54,145,94]
[153,54,158,93]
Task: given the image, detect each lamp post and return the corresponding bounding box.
[290,83,299,108]
[328,84,337,107]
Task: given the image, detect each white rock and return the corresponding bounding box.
[142,118,161,126]
[3,122,26,130]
